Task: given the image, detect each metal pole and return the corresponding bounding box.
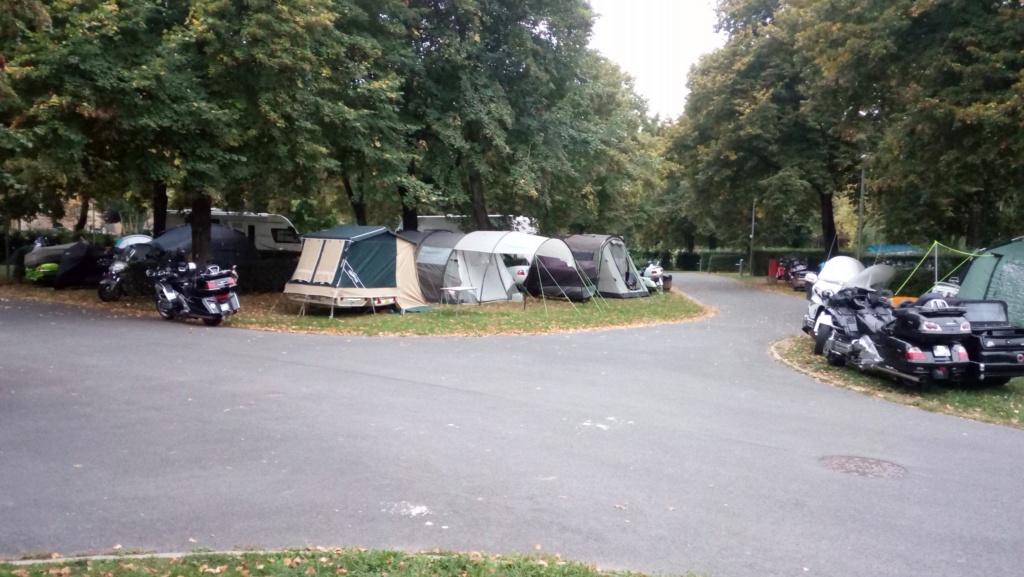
[749,198,756,276]
[857,165,865,260]
[934,242,939,286]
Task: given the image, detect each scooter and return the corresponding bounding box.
[148,261,240,326]
[640,261,664,292]
[814,265,972,386]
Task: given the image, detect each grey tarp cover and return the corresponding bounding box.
[562,234,648,298]
[24,242,77,269]
[151,224,255,267]
[959,238,1024,326]
[397,230,465,303]
[54,240,107,289]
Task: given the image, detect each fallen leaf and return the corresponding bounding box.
[12,569,30,577]
[614,504,627,510]
[113,545,123,550]
[188,538,197,543]
[534,545,541,551]
[336,570,348,575]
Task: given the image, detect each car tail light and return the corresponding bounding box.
[954,345,969,361]
[517,270,525,276]
[922,321,941,332]
[1018,354,1024,363]
[205,281,218,289]
[960,321,971,331]
[215,293,230,301]
[905,347,927,361]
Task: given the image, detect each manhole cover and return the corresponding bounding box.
[820,456,906,478]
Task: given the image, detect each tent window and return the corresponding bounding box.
[313,240,346,284]
[417,245,451,266]
[291,238,324,283]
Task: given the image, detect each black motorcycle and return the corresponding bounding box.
[148,262,240,326]
[815,265,971,386]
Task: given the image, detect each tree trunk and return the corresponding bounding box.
[468,170,489,231]
[342,175,367,226]
[397,181,419,231]
[152,180,168,236]
[819,192,837,252]
[685,233,696,254]
[74,196,90,232]
[190,193,212,265]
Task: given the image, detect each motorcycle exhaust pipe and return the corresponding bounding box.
[870,365,921,383]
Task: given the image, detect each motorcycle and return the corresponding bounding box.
[813,264,972,387]
[640,261,664,292]
[148,261,240,326]
[801,256,865,330]
[97,244,159,302]
[776,256,810,291]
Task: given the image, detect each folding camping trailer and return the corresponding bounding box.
[283,225,427,314]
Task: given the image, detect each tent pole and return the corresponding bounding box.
[934,242,939,286]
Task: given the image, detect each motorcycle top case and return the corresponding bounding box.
[892,307,970,344]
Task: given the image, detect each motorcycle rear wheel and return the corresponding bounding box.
[156,301,175,321]
[203,316,223,327]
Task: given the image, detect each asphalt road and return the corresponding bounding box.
[1,274,1022,577]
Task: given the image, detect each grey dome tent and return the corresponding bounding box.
[397,230,465,303]
[562,234,648,299]
[958,238,1024,326]
[283,225,427,312]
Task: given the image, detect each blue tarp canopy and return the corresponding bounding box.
[866,244,923,256]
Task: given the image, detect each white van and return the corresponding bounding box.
[399,214,537,234]
[166,209,302,253]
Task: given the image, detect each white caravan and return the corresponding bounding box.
[166,210,302,253]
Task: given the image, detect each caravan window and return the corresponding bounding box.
[272,228,301,244]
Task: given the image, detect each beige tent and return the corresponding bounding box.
[284,225,427,313]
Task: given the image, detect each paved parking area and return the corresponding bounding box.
[1,274,1022,577]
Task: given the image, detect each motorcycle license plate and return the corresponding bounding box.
[933,345,951,358]
[220,303,230,312]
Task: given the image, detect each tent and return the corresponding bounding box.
[445,231,584,304]
[562,234,648,299]
[397,230,466,303]
[283,225,427,311]
[151,224,255,267]
[54,240,107,289]
[958,238,1024,326]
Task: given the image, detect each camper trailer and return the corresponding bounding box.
[166,210,301,253]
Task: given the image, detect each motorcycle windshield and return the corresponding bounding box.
[841,264,896,291]
[818,256,865,285]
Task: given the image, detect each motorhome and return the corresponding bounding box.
[398,214,537,234]
[166,210,302,253]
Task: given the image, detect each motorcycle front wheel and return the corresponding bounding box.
[813,324,832,356]
[203,316,223,327]
[97,281,122,302]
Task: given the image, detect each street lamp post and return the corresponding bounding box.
[749,198,756,277]
[857,157,867,260]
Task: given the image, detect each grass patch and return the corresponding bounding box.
[0,549,706,577]
[0,281,708,337]
[774,336,1024,428]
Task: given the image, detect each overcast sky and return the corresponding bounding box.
[587,0,724,121]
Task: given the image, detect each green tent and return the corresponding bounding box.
[959,238,1024,326]
[283,225,427,311]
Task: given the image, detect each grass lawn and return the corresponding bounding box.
[774,336,1024,428]
[0,281,708,337]
[0,550,706,577]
